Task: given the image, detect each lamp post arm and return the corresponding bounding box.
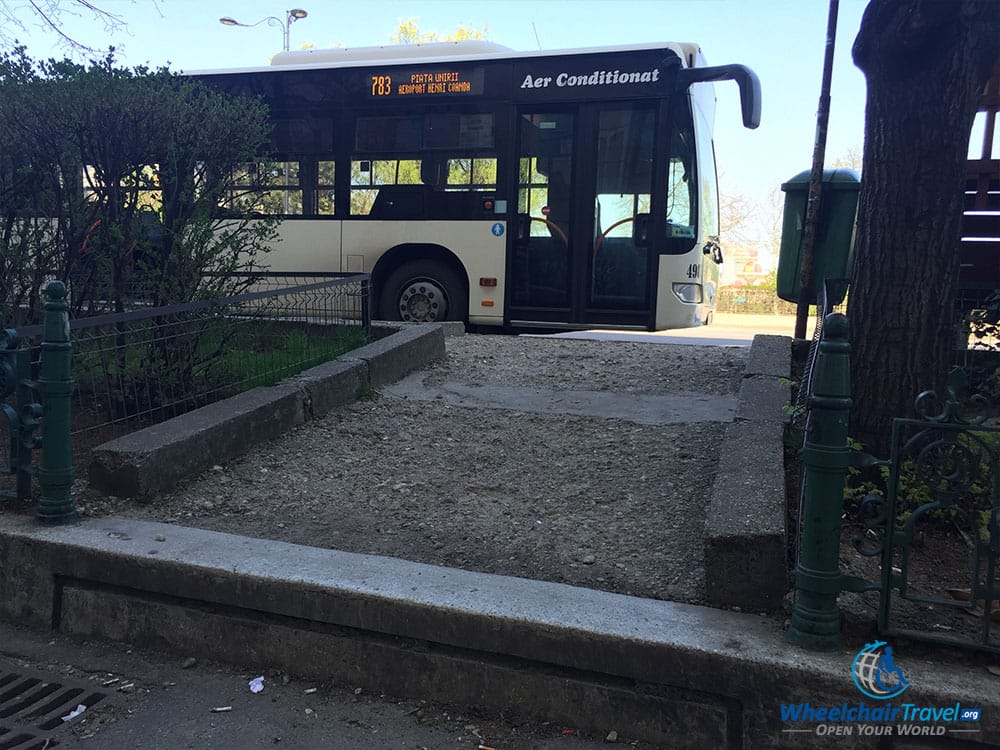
[222,15,282,29]
[219,10,306,52]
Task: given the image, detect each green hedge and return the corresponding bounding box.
[716,287,801,315]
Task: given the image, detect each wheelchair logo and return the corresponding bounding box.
[851,641,910,700]
[491,222,505,237]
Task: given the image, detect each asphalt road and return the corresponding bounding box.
[0,622,639,750]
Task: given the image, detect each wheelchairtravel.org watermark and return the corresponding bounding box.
[779,641,983,739]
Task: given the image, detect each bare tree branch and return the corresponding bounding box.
[1,0,137,53]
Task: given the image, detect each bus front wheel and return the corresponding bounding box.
[379,261,467,323]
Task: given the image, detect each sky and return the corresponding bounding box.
[6,0,871,236]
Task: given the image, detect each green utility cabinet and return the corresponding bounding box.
[776,168,860,304]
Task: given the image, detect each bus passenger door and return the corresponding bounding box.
[509,105,656,328]
[510,111,575,317]
[587,105,656,321]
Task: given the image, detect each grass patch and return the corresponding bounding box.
[72,318,369,424]
[208,322,368,390]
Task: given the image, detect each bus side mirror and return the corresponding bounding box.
[703,237,724,265]
[677,64,761,130]
[632,213,651,246]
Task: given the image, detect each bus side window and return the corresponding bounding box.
[518,155,566,237]
[349,112,499,218]
[317,160,335,215]
[666,158,694,236]
[693,107,720,240]
[219,160,303,216]
[666,106,697,239]
[444,157,498,191]
[350,159,422,216]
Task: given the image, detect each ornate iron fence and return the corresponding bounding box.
[789,311,1000,654]
[849,371,1000,652]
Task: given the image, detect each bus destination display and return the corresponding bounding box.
[369,68,484,98]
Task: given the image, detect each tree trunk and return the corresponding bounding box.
[848,0,1000,455]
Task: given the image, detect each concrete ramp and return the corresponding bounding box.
[384,372,737,425]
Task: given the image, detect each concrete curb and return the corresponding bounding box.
[340,322,447,388]
[704,334,791,611]
[88,323,446,497]
[87,384,305,499]
[1,516,997,749]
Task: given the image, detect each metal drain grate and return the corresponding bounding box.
[0,660,113,749]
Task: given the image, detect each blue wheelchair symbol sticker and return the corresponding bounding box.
[491,222,505,237]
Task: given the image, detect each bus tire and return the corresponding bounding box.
[379,260,467,323]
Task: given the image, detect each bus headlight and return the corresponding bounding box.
[672,283,703,304]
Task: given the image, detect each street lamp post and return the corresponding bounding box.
[219,8,308,52]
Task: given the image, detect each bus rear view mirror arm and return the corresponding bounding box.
[676,64,761,129]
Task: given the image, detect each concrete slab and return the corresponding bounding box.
[384,373,737,425]
[1,516,997,749]
[735,377,792,424]
[535,330,754,347]
[525,314,808,347]
[745,335,792,379]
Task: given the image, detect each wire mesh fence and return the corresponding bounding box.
[11,273,370,439]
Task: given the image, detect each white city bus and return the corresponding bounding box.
[197,41,760,330]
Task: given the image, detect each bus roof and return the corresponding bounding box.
[189,41,702,77]
[271,40,516,65]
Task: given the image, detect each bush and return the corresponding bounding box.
[0,48,279,321]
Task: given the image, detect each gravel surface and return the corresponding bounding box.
[85,334,747,604]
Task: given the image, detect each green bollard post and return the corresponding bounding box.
[787,312,851,650]
[35,280,77,525]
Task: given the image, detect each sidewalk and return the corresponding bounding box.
[543,313,814,345]
[712,312,807,333]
